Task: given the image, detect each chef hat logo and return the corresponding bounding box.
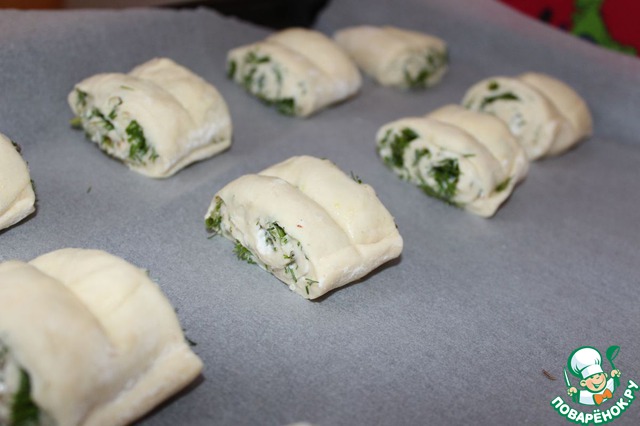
[568,346,604,379]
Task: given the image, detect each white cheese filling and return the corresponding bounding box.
[210,200,318,297]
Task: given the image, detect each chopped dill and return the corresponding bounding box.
[349,171,363,184]
[304,278,318,296]
[403,49,447,89]
[272,98,296,116]
[383,127,419,169]
[107,97,123,120]
[69,116,83,129]
[101,135,113,148]
[430,158,460,199]
[75,88,88,108]
[90,108,114,131]
[265,222,288,246]
[245,51,270,65]
[205,198,223,234]
[413,148,431,166]
[480,92,519,110]
[495,177,511,193]
[405,67,430,89]
[126,120,158,164]
[10,369,40,426]
[419,158,460,205]
[233,241,256,264]
[227,60,237,79]
[10,140,21,152]
[284,262,298,282]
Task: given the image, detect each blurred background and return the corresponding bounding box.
[0,0,330,29]
[0,0,637,56]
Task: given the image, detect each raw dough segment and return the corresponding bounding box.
[0,133,35,231]
[462,73,591,160]
[518,72,592,155]
[226,28,361,117]
[376,116,510,217]
[68,57,232,178]
[205,156,402,299]
[0,248,203,426]
[334,25,448,89]
[427,104,529,210]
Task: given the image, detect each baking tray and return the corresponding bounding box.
[1,0,639,424]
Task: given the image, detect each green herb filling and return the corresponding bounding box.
[420,158,460,205]
[495,177,511,193]
[404,49,448,89]
[233,241,256,265]
[413,148,431,166]
[126,120,158,164]
[239,51,297,116]
[75,88,88,108]
[479,92,519,110]
[227,60,237,79]
[205,198,224,234]
[10,369,40,426]
[383,127,419,169]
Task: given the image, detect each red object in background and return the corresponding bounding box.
[500,0,640,55]
[499,0,575,29]
[601,0,640,51]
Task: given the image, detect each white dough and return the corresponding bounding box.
[227,28,361,117]
[0,133,35,231]
[68,57,232,178]
[0,248,203,426]
[462,73,591,160]
[334,25,448,89]
[205,156,402,299]
[518,72,592,155]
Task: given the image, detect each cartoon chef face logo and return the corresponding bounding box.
[565,346,621,406]
[551,345,639,424]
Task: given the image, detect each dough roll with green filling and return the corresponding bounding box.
[334,25,448,90]
[0,248,203,426]
[376,117,511,217]
[427,105,529,205]
[462,73,591,160]
[68,57,232,178]
[518,72,592,156]
[0,133,35,231]
[205,155,402,299]
[226,28,361,117]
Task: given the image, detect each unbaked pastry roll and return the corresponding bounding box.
[462,73,591,160]
[0,248,203,426]
[334,25,448,90]
[205,156,402,299]
[376,116,509,217]
[227,28,361,117]
[518,72,592,156]
[68,57,232,178]
[427,104,529,201]
[0,133,35,231]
